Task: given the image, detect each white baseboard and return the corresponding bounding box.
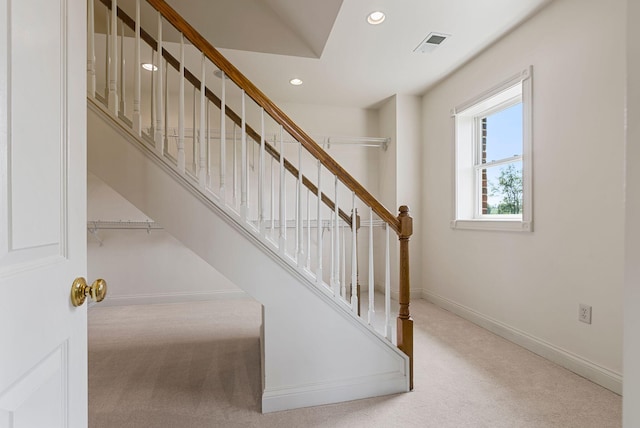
[262,371,408,413]
[422,290,622,395]
[93,290,249,307]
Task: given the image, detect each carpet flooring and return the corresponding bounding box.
[88,298,621,427]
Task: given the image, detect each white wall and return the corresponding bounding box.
[396,95,423,299]
[378,98,397,212]
[278,101,381,197]
[87,173,242,305]
[421,0,624,392]
[377,98,399,297]
[378,95,423,298]
[624,0,640,424]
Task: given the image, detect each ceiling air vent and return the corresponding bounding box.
[414,32,450,54]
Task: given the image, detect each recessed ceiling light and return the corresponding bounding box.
[141,63,157,71]
[367,11,385,25]
[289,78,303,86]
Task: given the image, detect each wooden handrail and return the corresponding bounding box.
[100,0,352,225]
[144,0,401,235]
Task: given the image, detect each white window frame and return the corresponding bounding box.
[451,66,533,232]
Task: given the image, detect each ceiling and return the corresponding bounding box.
[145,0,552,108]
[163,0,342,58]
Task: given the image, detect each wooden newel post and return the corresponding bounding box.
[397,205,414,391]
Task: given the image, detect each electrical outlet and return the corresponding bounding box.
[579,304,592,324]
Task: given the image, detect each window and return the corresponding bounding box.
[451,66,532,232]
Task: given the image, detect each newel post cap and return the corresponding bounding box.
[398,205,413,238]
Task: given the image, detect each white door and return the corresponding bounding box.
[0,0,89,427]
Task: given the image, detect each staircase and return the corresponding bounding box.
[87,0,414,412]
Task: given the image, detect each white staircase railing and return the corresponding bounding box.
[87,0,414,388]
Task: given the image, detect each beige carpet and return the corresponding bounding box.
[89,298,621,428]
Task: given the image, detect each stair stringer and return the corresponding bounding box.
[87,100,410,413]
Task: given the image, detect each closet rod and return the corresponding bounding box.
[87,220,163,231]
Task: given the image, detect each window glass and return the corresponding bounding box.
[483,103,523,163]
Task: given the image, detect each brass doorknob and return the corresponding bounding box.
[70,277,107,307]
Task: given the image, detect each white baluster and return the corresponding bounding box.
[341,219,346,299]
[306,187,311,270]
[149,50,154,137]
[108,0,118,113]
[176,35,185,171]
[316,160,323,285]
[154,12,163,152]
[351,193,358,312]
[333,176,340,297]
[233,125,237,207]
[385,223,392,340]
[119,20,125,116]
[259,108,265,233]
[330,202,335,292]
[163,58,168,155]
[240,91,248,219]
[279,126,286,252]
[206,101,211,188]
[104,8,109,100]
[270,155,275,238]
[132,0,141,135]
[191,84,196,173]
[296,142,303,265]
[87,0,96,97]
[368,207,375,325]
[199,54,207,187]
[219,71,226,201]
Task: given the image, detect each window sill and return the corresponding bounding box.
[450,219,532,232]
